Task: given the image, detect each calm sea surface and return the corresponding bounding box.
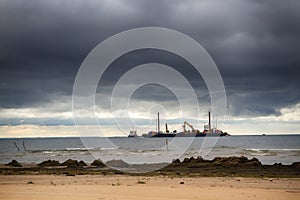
[0,135,299,165]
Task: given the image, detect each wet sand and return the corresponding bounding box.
[0,175,299,200]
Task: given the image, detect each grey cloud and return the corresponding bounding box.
[0,0,299,118]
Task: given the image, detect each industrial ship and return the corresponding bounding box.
[142,112,229,138]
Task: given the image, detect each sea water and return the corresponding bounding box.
[0,135,299,165]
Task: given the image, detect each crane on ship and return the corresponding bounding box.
[165,123,170,133]
[182,121,200,134]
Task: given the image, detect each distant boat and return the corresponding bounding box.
[128,129,138,137]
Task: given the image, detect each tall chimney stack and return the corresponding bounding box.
[157,112,160,133]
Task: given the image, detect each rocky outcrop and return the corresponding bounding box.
[78,161,87,167]
[210,156,261,166]
[292,162,300,169]
[91,160,106,167]
[106,159,129,168]
[6,160,22,167]
[60,159,80,168]
[172,156,261,167]
[172,159,181,164]
[38,160,61,167]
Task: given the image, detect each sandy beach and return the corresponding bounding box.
[0,175,299,200]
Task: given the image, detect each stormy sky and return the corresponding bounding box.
[0,0,300,136]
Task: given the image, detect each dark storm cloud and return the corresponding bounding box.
[0,0,299,117]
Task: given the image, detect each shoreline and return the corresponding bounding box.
[1,156,299,178]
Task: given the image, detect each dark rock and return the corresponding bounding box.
[78,161,87,167]
[180,156,206,164]
[238,156,249,163]
[273,163,282,166]
[247,157,262,166]
[249,157,260,163]
[176,156,263,167]
[172,159,181,164]
[211,157,229,163]
[6,160,22,167]
[210,156,261,166]
[228,156,247,164]
[38,160,60,167]
[106,159,129,168]
[195,156,205,163]
[292,162,300,168]
[189,157,198,163]
[60,159,79,168]
[182,157,191,164]
[91,160,106,167]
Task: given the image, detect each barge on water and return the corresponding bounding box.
[142,111,229,138]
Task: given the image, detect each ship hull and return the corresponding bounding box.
[142,132,229,138]
[150,133,176,137]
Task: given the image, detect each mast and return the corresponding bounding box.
[157,112,160,133]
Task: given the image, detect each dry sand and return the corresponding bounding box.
[0,175,299,200]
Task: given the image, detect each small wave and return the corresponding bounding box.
[99,147,118,150]
[30,150,44,153]
[42,151,54,154]
[243,148,300,157]
[249,153,273,156]
[246,148,300,152]
[65,148,92,151]
[214,145,238,149]
[64,147,117,151]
